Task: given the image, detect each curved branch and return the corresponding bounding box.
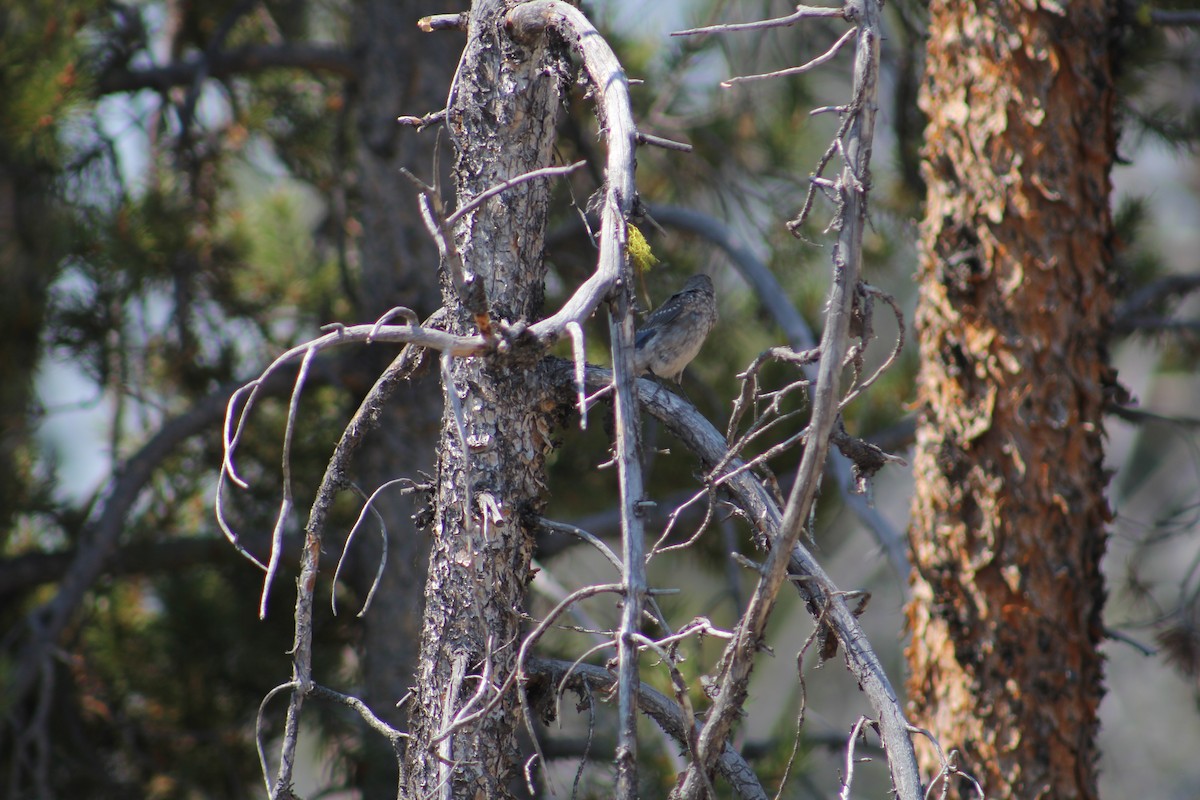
[505,3,646,794]
[544,358,923,800]
[505,0,639,348]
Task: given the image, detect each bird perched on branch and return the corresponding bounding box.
[633,274,718,383]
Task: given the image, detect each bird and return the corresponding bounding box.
[633,274,718,383]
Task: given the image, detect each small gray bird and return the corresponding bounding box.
[633,274,718,383]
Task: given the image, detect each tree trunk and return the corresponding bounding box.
[906,2,1116,798]
[347,1,457,794]
[0,163,57,538]
[402,1,566,795]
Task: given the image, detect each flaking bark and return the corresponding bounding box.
[401,1,568,795]
[907,3,1117,797]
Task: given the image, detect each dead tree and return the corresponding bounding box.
[221,2,943,798]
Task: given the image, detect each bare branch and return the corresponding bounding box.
[331,479,424,618]
[408,170,498,342]
[537,517,624,573]
[838,716,873,799]
[674,5,890,792]
[418,13,469,32]
[838,283,906,409]
[505,0,639,347]
[527,658,770,800]
[396,109,448,130]
[271,505,320,795]
[309,683,408,741]
[445,160,587,226]
[258,344,318,618]
[367,305,419,342]
[637,131,694,152]
[256,681,298,797]
[672,4,848,37]
[721,26,857,88]
[607,280,650,799]
[566,321,589,427]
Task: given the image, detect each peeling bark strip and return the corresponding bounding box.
[907,2,1116,798]
[402,0,568,795]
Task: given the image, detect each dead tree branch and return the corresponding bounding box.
[663,4,918,794]
[549,360,923,799]
[527,658,769,800]
[641,204,909,576]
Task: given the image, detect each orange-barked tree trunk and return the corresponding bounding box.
[907,2,1117,798]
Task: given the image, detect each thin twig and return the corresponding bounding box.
[567,320,589,428]
[838,716,873,800]
[258,344,318,618]
[554,359,923,800]
[445,160,587,226]
[839,283,906,409]
[722,27,858,88]
[672,4,847,37]
[637,131,693,152]
[310,683,408,741]
[397,109,447,130]
[418,12,468,32]
[331,479,421,617]
[256,681,298,797]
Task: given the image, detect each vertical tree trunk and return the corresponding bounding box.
[0,164,55,538]
[906,3,1116,798]
[402,1,565,795]
[347,3,457,794]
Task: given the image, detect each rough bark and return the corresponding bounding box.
[906,2,1116,798]
[401,1,566,796]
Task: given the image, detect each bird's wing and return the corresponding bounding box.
[636,292,687,340]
